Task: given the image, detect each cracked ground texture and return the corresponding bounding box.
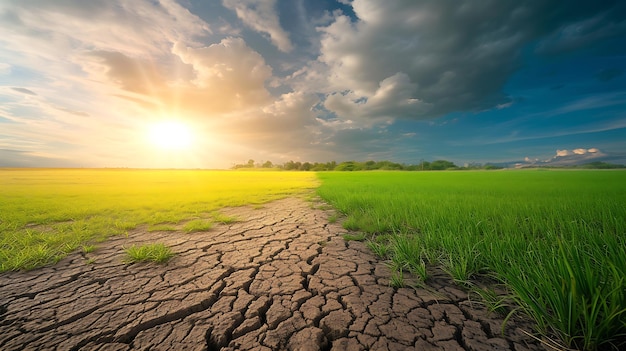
[0,197,545,351]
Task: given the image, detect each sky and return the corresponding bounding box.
[1,0,625,169]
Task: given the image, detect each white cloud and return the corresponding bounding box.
[324,72,432,124]
[0,1,210,60]
[222,0,293,52]
[550,148,607,165]
[171,38,273,112]
[558,148,603,157]
[556,149,572,157]
[497,102,513,110]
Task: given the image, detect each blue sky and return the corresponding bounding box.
[0,0,625,168]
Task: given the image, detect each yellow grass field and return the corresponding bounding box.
[0,169,318,271]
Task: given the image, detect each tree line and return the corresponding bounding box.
[232,159,625,171]
[231,159,484,171]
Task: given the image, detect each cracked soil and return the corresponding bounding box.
[0,197,546,350]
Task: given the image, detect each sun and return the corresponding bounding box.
[147,120,193,150]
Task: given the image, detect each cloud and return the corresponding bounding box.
[222,0,293,52]
[316,0,625,122]
[546,148,605,165]
[548,92,626,116]
[555,148,598,157]
[556,149,572,157]
[0,63,10,75]
[77,37,274,116]
[0,149,80,168]
[171,38,273,113]
[596,68,623,82]
[203,90,416,163]
[83,51,169,95]
[324,72,432,124]
[535,3,626,55]
[0,0,283,168]
[213,91,322,154]
[1,1,624,168]
[0,1,210,59]
[11,87,37,95]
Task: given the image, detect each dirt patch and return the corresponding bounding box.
[0,197,545,350]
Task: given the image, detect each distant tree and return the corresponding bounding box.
[405,164,420,171]
[335,161,364,171]
[247,159,255,168]
[364,160,377,170]
[301,162,312,171]
[262,160,273,168]
[581,161,625,169]
[430,160,457,170]
[376,161,404,170]
[311,163,327,171]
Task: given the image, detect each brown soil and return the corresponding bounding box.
[0,197,545,350]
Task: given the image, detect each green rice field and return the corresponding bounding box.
[0,169,318,271]
[316,170,626,350]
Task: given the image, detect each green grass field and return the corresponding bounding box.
[317,170,626,350]
[0,169,318,271]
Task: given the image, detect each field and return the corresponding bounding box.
[0,169,318,271]
[2,168,625,350]
[316,170,626,350]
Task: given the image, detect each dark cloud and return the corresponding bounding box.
[535,2,626,56]
[318,0,626,120]
[596,68,623,82]
[11,87,37,95]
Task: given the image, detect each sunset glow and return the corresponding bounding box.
[0,1,624,168]
[148,121,193,151]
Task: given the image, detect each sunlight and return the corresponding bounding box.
[147,120,193,150]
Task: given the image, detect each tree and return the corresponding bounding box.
[429,160,457,170]
[364,160,377,170]
[335,161,363,171]
[262,160,273,168]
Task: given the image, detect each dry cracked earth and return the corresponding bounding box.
[0,197,546,351]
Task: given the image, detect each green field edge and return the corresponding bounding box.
[0,170,319,272]
[314,170,626,351]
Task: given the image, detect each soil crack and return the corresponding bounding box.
[0,197,546,351]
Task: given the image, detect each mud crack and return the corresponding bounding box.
[0,197,546,351]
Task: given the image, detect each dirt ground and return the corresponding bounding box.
[0,197,545,350]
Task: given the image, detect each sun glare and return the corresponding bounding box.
[148,121,193,150]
